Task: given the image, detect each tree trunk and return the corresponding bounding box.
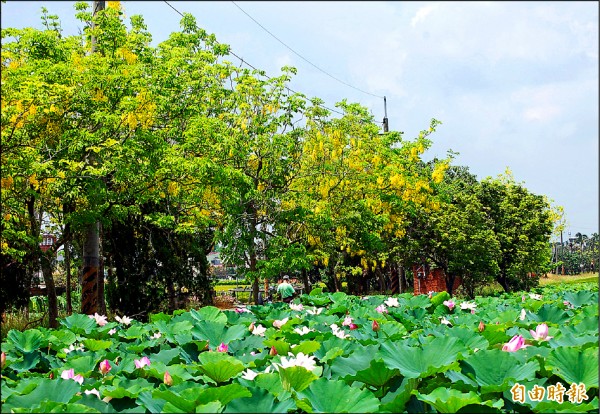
[497,273,510,292]
[65,240,72,315]
[41,253,58,328]
[399,266,406,293]
[301,268,310,294]
[377,267,386,294]
[98,223,106,315]
[81,222,99,314]
[445,272,456,296]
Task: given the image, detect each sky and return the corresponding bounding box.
[2,1,598,240]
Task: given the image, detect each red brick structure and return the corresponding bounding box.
[412,265,462,295]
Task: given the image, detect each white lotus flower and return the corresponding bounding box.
[529,293,543,301]
[306,307,323,315]
[289,303,304,311]
[384,297,400,307]
[115,315,132,325]
[108,328,117,335]
[84,388,101,399]
[440,317,452,326]
[294,326,314,336]
[252,324,267,336]
[342,316,353,326]
[279,352,317,371]
[151,332,162,339]
[241,369,258,380]
[273,317,289,329]
[519,309,527,321]
[460,302,477,311]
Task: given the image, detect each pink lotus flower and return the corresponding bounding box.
[289,303,304,311]
[1,351,5,369]
[375,304,388,314]
[99,359,112,375]
[88,313,108,327]
[349,323,358,330]
[217,343,228,353]
[563,300,574,309]
[530,323,553,341]
[502,335,528,352]
[478,321,485,332]
[61,368,84,384]
[372,320,380,332]
[273,318,289,329]
[342,316,353,326]
[163,370,173,386]
[134,356,151,369]
[443,300,455,311]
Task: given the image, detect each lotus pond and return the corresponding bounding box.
[1,283,598,413]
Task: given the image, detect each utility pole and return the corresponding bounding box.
[81,0,105,315]
[382,96,389,133]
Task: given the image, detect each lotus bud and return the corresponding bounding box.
[249,322,255,332]
[349,323,358,330]
[99,359,112,375]
[204,342,210,350]
[478,321,485,332]
[163,370,173,386]
[49,372,54,379]
[372,320,380,332]
[217,343,228,353]
[1,351,5,369]
[269,346,277,356]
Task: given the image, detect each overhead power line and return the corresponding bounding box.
[230,1,384,100]
[162,1,384,124]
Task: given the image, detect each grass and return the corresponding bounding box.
[539,272,599,286]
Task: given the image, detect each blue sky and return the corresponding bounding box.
[2,1,598,239]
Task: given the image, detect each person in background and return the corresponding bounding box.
[277,275,295,303]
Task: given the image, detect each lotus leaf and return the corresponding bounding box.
[546,346,599,389]
[297,378,380,413]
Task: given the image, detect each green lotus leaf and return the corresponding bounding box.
[10,352,40,372]
[380,377,419,413]
[291,340,321,355]
[309,288,323,296]
[430,291,451,307]
[461,349,539,393]
[444,370,479,390]
[60,313,97,334]
[195,401,224,413]
[378,321,408,340]
[7,329,44,354]
[264,339,291,356]
[440,326,489,350]
[563,291,598,308]
[297,378,380,413]
[279,365,319,392]
[330,345,379,378]
[191,322,247,346]
[2,378,81,410]
[415,387,504,413]
[550,334,599,349]
[529,304,569,325]
[380,336,464,379]
[408,294,433,309]
[153,389,197,413]
[196,352,245,383]
[224,386,296,413]
[313,336,357,360]
[252,372,287,398]
[47,330,77,350]
[101,377,154,398]
[330,292,348,302]
[319,347,344,364]
[350,359,399,387]
[190,306,227,324]
[546,346,598,389]
[327,303,349,315]
[149,312,172,323]
[562,315,599,336]
[532,396,598,413]
[480,323,511,346]
[63,355,98,375]
[81,338,113,352]
[37,401,100,413]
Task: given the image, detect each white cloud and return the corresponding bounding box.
[411,4,438,28]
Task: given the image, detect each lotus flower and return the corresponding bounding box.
[108,328,117,335]
[349,323,358,330]
[294,326,313,336]
[306,307,323,315]
[443,300,455,311]
[84,388,101,399]
[217,343,228,353]
[269,346,277,356]
[428,291,435,299]
[478,321,485,332]
[375,304,388,314]
[440,317,452,326]
[63,343,84,354]
[151,332,162,339]
[241,369,258,380]
[342,316,353,326]
[460,302,476,311]
[563,300,574,309]
[252,324,267,336]
[115,315,132,325]
[99,359,112,375]
[163,371,173,386]
[529,293,543,301]
[88,313,108,326]
[1,351,5,369]
[61,368,84,384]
[330,323,350,339]
[530,323,553,341]
[279,352,317,371]
[384,297,400,307]
[372,320,380,332]
[522,295,526,302]
[519,309,527,321]
[134,356,151,369]
[273,317,289,329]
[502,335,528,352]
[289,303,304,311]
